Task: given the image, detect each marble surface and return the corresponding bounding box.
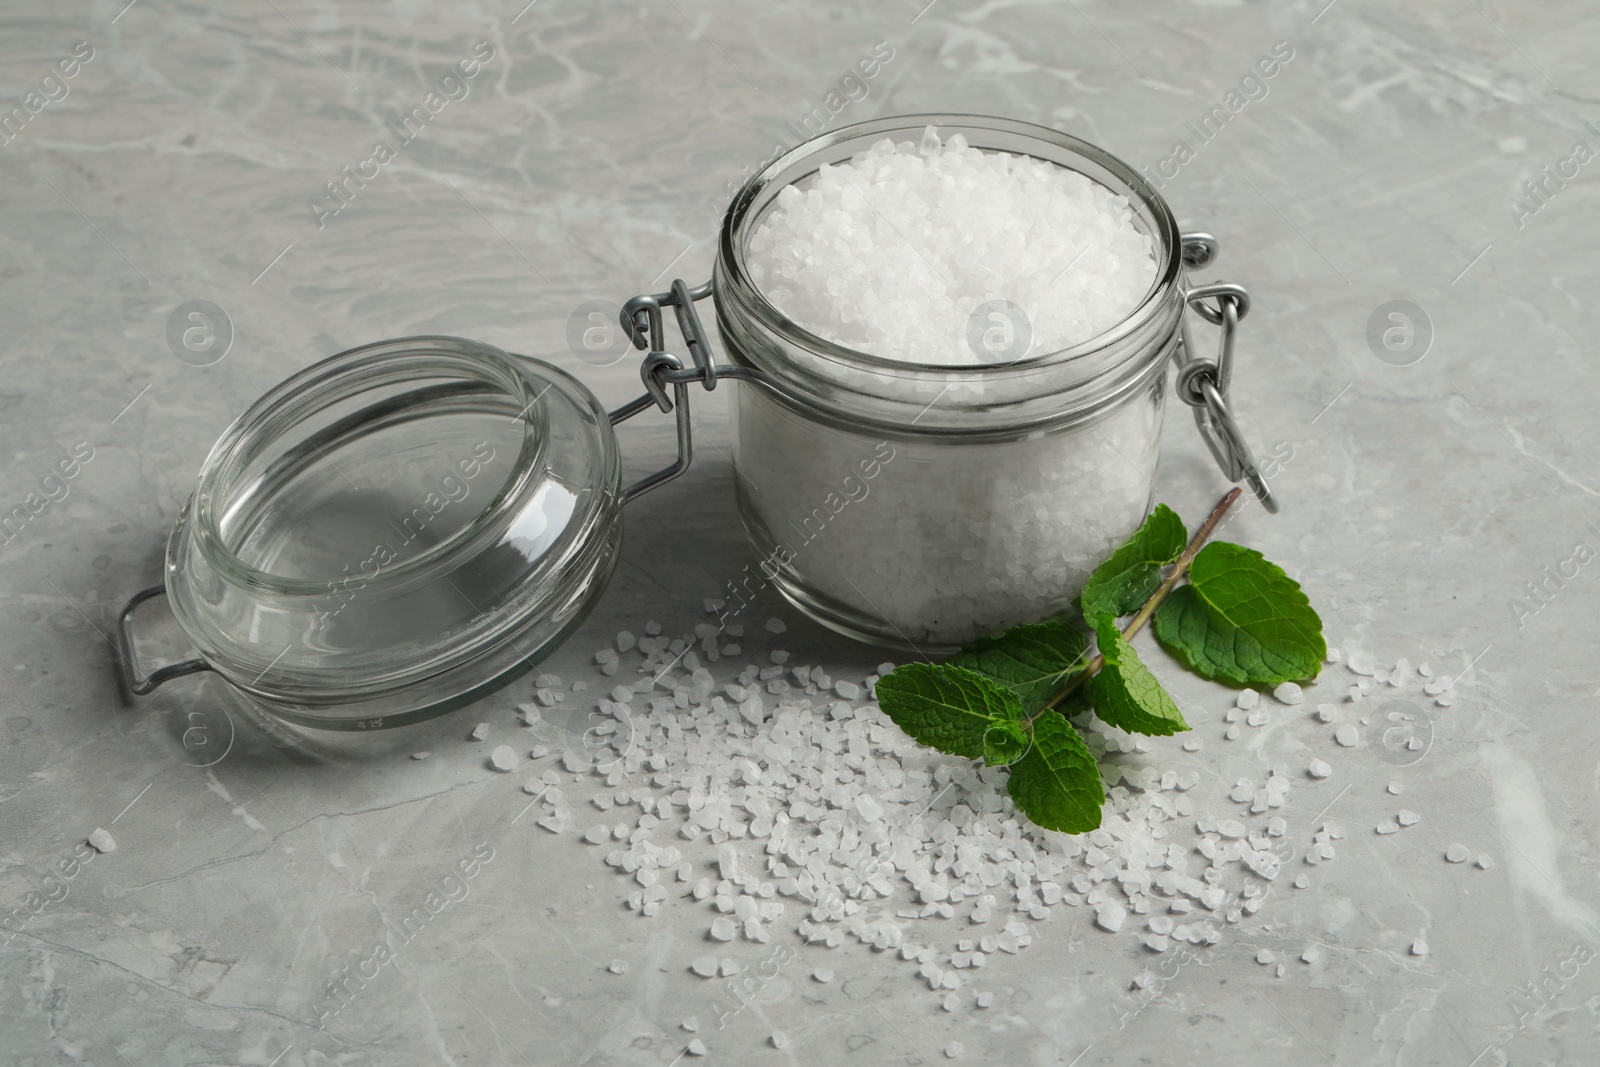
[4,1,1600,1064]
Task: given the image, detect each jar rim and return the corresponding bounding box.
[188,336,547,598]
[717,112,1183,380]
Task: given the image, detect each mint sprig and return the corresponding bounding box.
[874,488,1325,835]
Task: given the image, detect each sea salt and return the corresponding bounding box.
[737,127,1160,645]
[87,828,116,854]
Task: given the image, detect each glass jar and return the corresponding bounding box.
[119,113,1273,727]
[711,114,1236,651]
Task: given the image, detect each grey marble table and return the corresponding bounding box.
[3,2,1599,1065]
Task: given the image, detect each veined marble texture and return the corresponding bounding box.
[2,1,1599,1065]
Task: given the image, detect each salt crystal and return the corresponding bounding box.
[765,617,787,634]
[1397,810,1420,827]
[1387,780,1402,795]
[719,959,738,976]
[1301,946,1322,964]
[608,959,627,974]
[1307,759,1332,779]
[616,631,637,652]
[1410,939,1429,956]
[1225,725,1241,741]
[1273,682,1304,705]
[690,956,718,977]
[813,967,834,983]
[489,745,518,771]
[683,1017,699,1032]
[1477,854,1494,869]
[470,722,489,741]
[834,680,861,700]
[87,828,115,854]
[710,917,736,941]
[1348,650,1375,675]
[945,1041,965,1059]
[529,745,550,759]
[1316,704,1337,723]
[1326,647,1342,663]
[1293,874,1309,889]
[1256,949,1275,965]
[942,993,959,1012]
[686,1038,707,1056]
[1236,689,1260,710]
[1095,901,1127,932]
[976,990,994,1008]
[1334,725,1359,747]
[1375,820,1398,835]
[1182,739,1202,752]
[770,1032,790,1049]
[1445,843,1472,863]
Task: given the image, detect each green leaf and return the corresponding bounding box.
[1151,541,1326,687]
[1079,504,1187,623]
[1005,713,1104,833]
[947,618,1088,715]
[874,663,1023,761]
[1088,616,1190,736]
[981,719,1030,767]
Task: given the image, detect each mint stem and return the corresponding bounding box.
[1031,487,1243,721]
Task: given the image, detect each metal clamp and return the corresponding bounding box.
[116,584,213,695]
[1174,234,1278,513]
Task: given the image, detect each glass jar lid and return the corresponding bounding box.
[159,336,622,728]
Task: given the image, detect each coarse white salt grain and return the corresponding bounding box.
[608,959,627,974]
[1315,704,1337,723]
[1445,843,1472,863]
[1375,820,1398,835]
[1273,682,1304,705]
[771,1032,790,1049]
[411,751,430,760]
[1334,725,1359,747]
[1477,854,1494,869]
[1307,759,1332,779]
[1411,939,1429,956]
[470,722,489,741]
[1096,902,1127,933]
[683,1017,698,1032]
[1388,780,1402,795]
[1256,949,1275,965]
[813,967,834,983]
[764,617,787,634]
[1293,874,1310,889]
[489,745,517,771]
[686,1038,707,1056]
[87,828,116,854]
[1236,689,1260,711]
[1225,725,1242,741]
[1397,810,1420,827]
[690,956,718,977]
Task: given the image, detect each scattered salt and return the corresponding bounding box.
[1307,759,1332,779]
[690,956,718,978]
[87,828,115,854]
[1236,689,1260,711]
[489,745,517,772]
[764,617,787,634]
[1273,682,1304,705]
[945,1041,965,1058]
[1334,725,1359,748]
[608,959,627,974]
[686,1038,707,1056]
[1397,810,1420,827]
[411,751,430,760]
[1445,843,1472,863]
[470,722,489,741]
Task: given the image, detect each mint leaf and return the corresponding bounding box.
[1152,541,1325,686]
[1080,504,1187,622]
[1088,616,1190,736]
[948,618,1087,715]
[1005,713,1103,833]
[981,719,1030,767]
[875,663,1024,761]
